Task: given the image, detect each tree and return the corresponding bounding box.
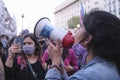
[67,16,80,29]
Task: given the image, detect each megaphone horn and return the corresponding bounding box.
[34,17,52,39]
[34,17,74,48]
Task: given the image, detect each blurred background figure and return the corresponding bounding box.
[7,36,16,48]
[0,35,9,64]
[0,42,3,56]
[38,37,48,55]
[0,41,5,80]
[21,29,29,36]
[42,45,79,76]
[0,35,9,49]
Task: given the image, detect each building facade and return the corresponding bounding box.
[83,0,120,18]
[54,0,80,30]
[106,0,120,18]
[54,0,120,29]
[83,0,108,13]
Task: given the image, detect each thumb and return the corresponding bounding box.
[67,63,70,66]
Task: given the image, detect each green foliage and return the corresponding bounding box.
[67,16,80,29]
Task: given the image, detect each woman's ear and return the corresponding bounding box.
[84,35,93,46]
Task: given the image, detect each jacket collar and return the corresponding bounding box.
[81,56,104,69]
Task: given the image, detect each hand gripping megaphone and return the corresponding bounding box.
[34,17,74,48]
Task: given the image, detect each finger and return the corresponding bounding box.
[12,46,20,50]
[48,40,54,48]
[11,43,14,46]
[13,43,21,46]
[17,48,22,51]
[14,49,22,53]
[56,39,61,48]
[67,63,70,66]
[13,44,20,47]
[14,44,21,49]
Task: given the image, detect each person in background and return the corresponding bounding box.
[38,38,48,55]
[7,36,16,48]
[0,35,9,49]
[5,33,46,80]
[42,46,79,76]
[21,29,29,36]
[0,41,5,80]
[45,10,120,80]
[0,35,9,65]
[0,36,16,80]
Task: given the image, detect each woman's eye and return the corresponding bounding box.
[23,42,33,45]
[28,42,32,44]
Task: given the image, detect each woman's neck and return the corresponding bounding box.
[27,54,38,64]
[86,49,95,64]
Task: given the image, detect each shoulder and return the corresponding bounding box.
[69,61,120,80]
[69,70,93,80]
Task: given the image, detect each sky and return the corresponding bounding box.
[3,0,65,35]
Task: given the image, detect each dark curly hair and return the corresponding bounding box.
[83,10,120,74]
[23,33,42,56]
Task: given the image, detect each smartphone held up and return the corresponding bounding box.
[13,36,24,54]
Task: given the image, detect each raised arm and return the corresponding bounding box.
[45,40,68,80]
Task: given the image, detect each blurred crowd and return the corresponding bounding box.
[0,10,120,80]
[0,28,80,80]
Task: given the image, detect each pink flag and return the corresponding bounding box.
[80,2,85,23]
